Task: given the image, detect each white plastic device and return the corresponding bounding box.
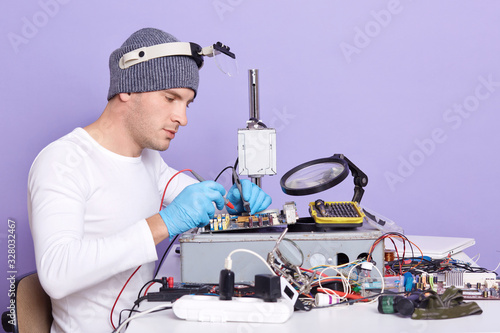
[237,128,277,177]
[173,276,297,323]
[172,295,293,323]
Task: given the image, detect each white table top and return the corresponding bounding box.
[124,298,499,333]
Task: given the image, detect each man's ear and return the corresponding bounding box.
[118,92,132,102]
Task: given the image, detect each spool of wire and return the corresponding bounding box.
[385,249,395,262]
[315,293,340,307]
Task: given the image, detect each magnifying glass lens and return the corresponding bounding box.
[213,48,239,77]
[284,162,345,190]
[279,239,303,266]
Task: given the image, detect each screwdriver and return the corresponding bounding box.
[314,199,327,217]
[232,168,251,213]
[190,170,235,210]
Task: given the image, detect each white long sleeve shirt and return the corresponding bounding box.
[28,128,195,333]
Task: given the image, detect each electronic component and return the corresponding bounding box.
[282,201,299,224]
[434,272,500,300]
[378,292,427,316]
[390,270,500,301]
[308,201,364,228]
[441,271,496,289]
[202,202,299,233]
[314,293,340,307]
[203,212,278,232]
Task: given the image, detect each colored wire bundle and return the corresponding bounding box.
[368,232,424,274]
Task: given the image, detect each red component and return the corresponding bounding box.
[168,276,174,288]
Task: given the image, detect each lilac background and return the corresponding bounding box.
[1,0,500,318]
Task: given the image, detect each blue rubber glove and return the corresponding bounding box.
[226,179,272,215]
[159,181,226,239]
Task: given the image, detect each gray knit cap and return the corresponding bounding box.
[107,28,199,100]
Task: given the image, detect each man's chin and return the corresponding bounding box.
[148,140,171,152]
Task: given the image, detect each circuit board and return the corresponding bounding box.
[434,272,500,300]
[436,282,500,300]
[203,212,283,232]
[202,202,299,233]
[411,271,500,300]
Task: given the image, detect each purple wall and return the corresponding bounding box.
[2,0,499,318]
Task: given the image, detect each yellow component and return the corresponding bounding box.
[309,201,364,227]
[213,216,219,231]
[236,216,250,223]
[223,214,231,230]
[271,213,279,225]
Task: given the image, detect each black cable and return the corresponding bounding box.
[450,261,497,275]
[126,280,165,323]
[153,234,179,279]
[232,158,239,185]
[118,307,141,328]
[137,279,165,301]
[115,303,172,332]
[214,166,233,182]
[389,258,437,274]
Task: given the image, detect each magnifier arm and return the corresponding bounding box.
[341,156,368,187]
[341,155,368,203]
[352,186,365,203]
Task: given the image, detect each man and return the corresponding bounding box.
[28,27,271,333]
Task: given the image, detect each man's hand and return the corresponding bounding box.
[159,181,226,239]
[226,179,272,215]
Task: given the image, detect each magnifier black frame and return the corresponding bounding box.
[190,42,236,68]
[280,153,368,203]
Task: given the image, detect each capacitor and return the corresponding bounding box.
[384,250,395,262]
[315,292,340,307]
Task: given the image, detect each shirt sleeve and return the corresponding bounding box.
[28,142,158,300]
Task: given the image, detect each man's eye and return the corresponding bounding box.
[166,96,175,102]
